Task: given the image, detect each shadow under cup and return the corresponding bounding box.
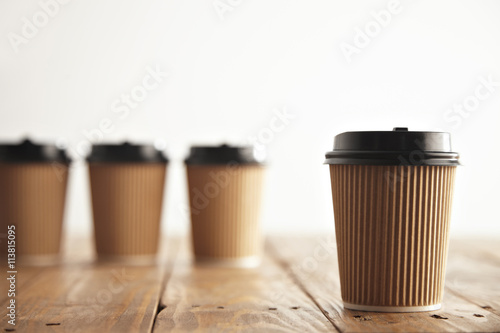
[0,139,70,266]
[325,128,460,312]
[88,143,168,265]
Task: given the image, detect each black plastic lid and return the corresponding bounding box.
[0,139,70,163]
[185,144,263,165]
[325,128,460,166]
[87,142,168,163]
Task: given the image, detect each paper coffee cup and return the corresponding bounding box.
[88,143,167,265]
[185,145,265,268]
[325,128,460,312]
[0,139,70,266]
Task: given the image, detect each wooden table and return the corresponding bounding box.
[2,236,500,332]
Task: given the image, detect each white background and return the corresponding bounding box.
[1,0,499,238]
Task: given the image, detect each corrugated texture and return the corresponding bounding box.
[187,165,265,259]
[89,163,166,256]
[0,163,69,256]
[330,165,456,307]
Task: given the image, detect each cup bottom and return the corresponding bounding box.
[343,302,441,313]
[195,255,261,268]
[97,254,157,266]
[17,254,61,266]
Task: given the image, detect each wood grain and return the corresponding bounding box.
[2,236,499,333]
[0,237,180,333]
[268,236,500,332]
[153,238,335,332]
[446,238,500,316]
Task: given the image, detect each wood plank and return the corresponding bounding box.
[268,236,500,333]
[0,267,46,308]
[0,237,92,312]
[3,236,498,332]
[153,238,335,332]
[1,237,180,333]
[446,238,500,316]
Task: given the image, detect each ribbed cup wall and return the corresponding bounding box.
[187,165,265,259]
[330,165,456,307]
[89,163,166,257]
[0,163,69,256]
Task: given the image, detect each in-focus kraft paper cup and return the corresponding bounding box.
[185,145,265,268]
[325,128,460,312]
[88,143,168,265]
[0,139,70,266]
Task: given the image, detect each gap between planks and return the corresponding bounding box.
[1,237,181,333]
[266,236,500,333]
[153,237,336,332]
[268,250,343,332]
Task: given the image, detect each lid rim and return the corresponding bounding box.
[0,160,71,164]
[0,139,70,163]
[185,144,264,165]
[332,129,454,152]
[325,151,460,166]
[185,161,265,166]
[326,128,459,166]
[87,160,169,164]
[324,160,460,166]
[86,143,168,163]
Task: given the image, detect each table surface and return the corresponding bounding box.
[1,236,500,333]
